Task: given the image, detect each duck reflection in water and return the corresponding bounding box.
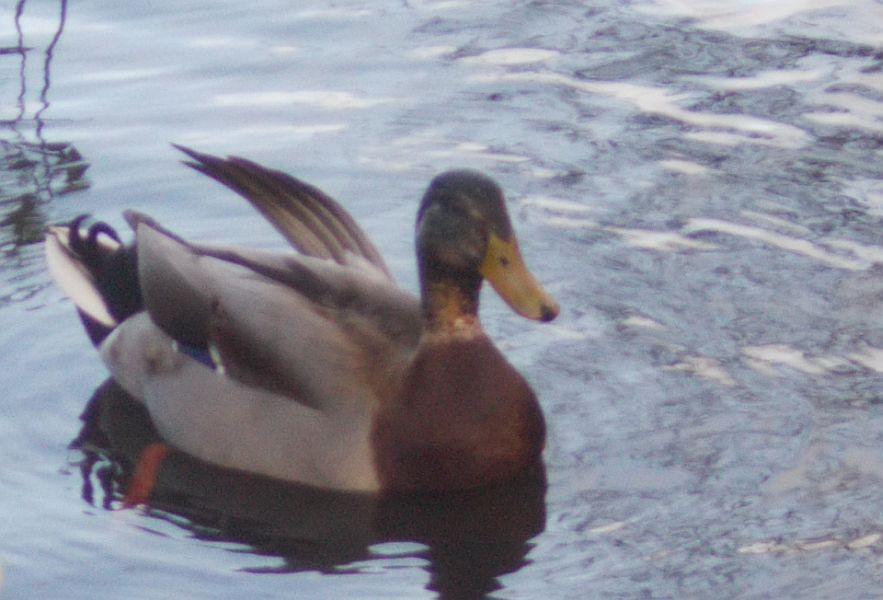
[72,379,547,599]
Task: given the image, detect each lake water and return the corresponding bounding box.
[2,0,883,598]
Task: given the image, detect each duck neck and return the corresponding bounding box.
[420,271,483,337]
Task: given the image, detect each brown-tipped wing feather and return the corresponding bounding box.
[173,145,392,279]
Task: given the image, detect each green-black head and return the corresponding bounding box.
[416,170,559,324]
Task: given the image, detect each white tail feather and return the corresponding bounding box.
[45,226,119,328]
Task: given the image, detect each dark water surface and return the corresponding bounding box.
[2,0,883,598]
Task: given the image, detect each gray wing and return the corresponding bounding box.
[129,217,421,410]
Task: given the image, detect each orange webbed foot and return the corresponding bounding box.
[123,442,170,508]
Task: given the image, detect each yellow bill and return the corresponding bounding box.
[480,232,560,322]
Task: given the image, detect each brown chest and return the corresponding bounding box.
[371,337,546,492]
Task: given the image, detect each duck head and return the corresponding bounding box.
[415,170,559,331]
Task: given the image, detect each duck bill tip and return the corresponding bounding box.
[480,234,559,323]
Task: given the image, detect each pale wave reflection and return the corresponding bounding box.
[212,90,395,110]
[634,0,883,45]
[471,72,810,148]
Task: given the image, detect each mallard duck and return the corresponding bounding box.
[46,146,559,494]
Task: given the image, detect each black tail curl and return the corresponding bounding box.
[67,215,143,343]
[69,215,122,257]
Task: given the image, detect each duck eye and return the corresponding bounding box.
[499,256,510,267]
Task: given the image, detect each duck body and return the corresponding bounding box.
[46,147,558,493]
